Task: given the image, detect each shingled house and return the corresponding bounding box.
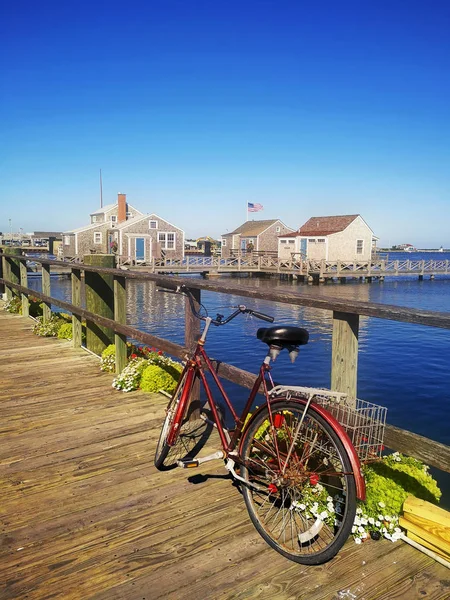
[62,194,185,262]
[278,215,377,261]
[221,219,294,258]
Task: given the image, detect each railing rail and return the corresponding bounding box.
[1,252,449,473]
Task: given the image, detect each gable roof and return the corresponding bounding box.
[298,215,360,237]
[90,203,116,216]
[223,219,283,237]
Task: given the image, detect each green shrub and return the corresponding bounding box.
[101,344,116,372]
[4,296,22,313]
[57,323,73,340]
[33,315,66,337]
[140,364,180,394]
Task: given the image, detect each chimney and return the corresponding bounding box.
[117,193,127,223]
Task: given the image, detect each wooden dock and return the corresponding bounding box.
[116,255,450,281]
[1,309,449,599]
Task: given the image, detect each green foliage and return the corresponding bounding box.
[362,452,441,516]
[33,315,66,337]
[140,364,180,394]
[57,323,73,340]
[112,357,149,392]
[4,296,22,313]
[100,344,117,372]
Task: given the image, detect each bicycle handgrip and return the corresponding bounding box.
[250,310,274,323]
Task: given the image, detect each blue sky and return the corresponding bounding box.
[1,0,449,247]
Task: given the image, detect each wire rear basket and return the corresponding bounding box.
[270,385,387,463]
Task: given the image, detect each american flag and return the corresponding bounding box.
[248,202,264,212]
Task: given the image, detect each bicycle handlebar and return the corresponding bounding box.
[157,284,274,325]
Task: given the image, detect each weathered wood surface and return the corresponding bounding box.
[0,309,449,599]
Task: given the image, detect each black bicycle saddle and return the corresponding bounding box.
[257,326,309,347]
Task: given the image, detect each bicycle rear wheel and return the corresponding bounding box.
[154,369,205,470]
[240,399,356,565]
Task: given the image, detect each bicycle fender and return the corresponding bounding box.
[240,399,366,501]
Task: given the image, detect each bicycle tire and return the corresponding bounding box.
[154,367,195,470]
[240,399,356,565]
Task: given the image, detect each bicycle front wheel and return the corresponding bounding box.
[240,399,356,565]
[154,367,205,470]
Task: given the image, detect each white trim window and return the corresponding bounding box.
[110,215,117,224]
[63,235,71,245]
[149,219,158,229]
[356,239,364,254]
[318,238,325,243]
[94,232,102,244]
[222,238,227,246]
[158,231,176,249]
[276,226,281,232]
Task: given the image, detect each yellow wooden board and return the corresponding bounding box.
[407,531,449,561]
[399,515,450,557]
[403,495,450,529]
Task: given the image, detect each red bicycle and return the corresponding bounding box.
[154,284,365,565]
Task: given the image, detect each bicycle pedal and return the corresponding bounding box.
[177,459,199,468]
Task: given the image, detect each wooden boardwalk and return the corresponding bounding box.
[0,309,449,600]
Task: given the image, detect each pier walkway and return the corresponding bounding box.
[0,309,449,599]
[117,255,450,281]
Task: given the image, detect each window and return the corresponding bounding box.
[222,238,227,246]
[276,226,281,232]
[318,238,325,243]
[149,220,158,229]
[110,215,117,223]
[91,215,98,223]
[308,238,316,243]
[288,240,295,244]
[356,239,364,254]
[126,211,133,219]
[63,235,71,245]
[158,231,176,249]
[94,232,102,244]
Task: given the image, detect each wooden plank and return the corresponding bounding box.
[71,268,82,347]
[407,531,449,561]
[19,259,29,317]
[403,495,450,528]
[384,424,450,473]
[399,516,450,556]
[41,263,51,321]
[331,310,359,402]
[113,275,127,373]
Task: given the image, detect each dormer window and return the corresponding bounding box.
[149,220,158,229]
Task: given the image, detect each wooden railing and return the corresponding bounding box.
[1,252,449,473]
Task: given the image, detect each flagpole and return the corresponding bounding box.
[246,201,248,222]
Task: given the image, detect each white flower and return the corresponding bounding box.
[327,502,335,512]
[352,525,357,533]
[375,520,381,527]
[320,511,328,520]
[356,507,363,515]
[355,537,362,544]
[368,517,375,525]
[378,515,384,521]
[378,501,385,508]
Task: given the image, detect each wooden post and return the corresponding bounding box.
[2,255,11,300]
[331,311,359,404]
[6,248,22,301]
[84,254,115,355]
[114,275,127,373]
[0,252,4,296]
[185,287,201,417]
[71,268,82,347]
[19,259,29,317]
[42,264,52,322]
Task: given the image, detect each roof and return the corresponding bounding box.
[294,215,361,237]
[90,203,116,216]
[222,220,281,237]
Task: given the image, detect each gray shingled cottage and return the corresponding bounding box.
[221,219,294,258]
[278,214,377,261]
[62,194,185,262]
